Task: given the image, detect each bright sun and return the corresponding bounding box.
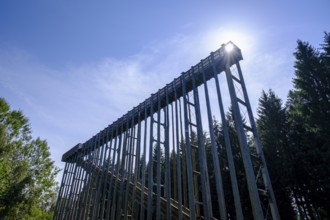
[205,28,254,53]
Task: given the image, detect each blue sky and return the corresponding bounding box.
[1,1,329,181]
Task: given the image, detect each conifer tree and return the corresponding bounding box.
[286,32,330,219]
[256,89,295,219]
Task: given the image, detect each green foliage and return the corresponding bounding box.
[285,32,330,219]
[256,90,295,219]
[255,32,330,219]
[0,97,60,219]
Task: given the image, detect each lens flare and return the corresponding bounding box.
[225,43,234,52]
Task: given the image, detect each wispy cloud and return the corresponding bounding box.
[242,47,295,111]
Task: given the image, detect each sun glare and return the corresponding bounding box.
[205,28,254,53]
[225,42,234,52]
